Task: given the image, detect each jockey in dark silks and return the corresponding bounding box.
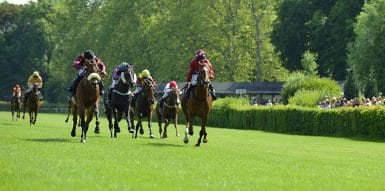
[184,50,217,100]
[68,50,106,98]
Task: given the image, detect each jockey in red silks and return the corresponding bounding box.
[12,84,22,97]
[159,81,179,107]
[185,49,216,100]
[68,50,106,97]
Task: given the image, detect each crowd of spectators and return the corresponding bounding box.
[318,95,384,109]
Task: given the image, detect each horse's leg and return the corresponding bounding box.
[106,108,113,138]
[79,105,86,143]
[135,117,141,139]
[71,106,78,137]
[22,101,26,120]
[94,108,100,134]
[157,111,162,138]
[65,102,71,123]
[84,109,94,142]
[183,112,191,144]
[125,108,133,135]
[34,110,38,125]
[148,114,154,138]
[113,109,119,138]
[195,118,207,147]
[29,109,32,126]
[163,119,169,139]
[174,116,180,137]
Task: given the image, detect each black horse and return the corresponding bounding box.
[104,65,136,138]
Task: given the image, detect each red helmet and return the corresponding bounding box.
[15,84,20,88]
[170,81,177,88]
[195,50,206,61]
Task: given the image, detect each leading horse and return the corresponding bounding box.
[156,88,181,138]
[22,85,40,126]
[104,64,136,138]
[70,62,102,143]
[132,78,156,138]
[11,93,22,121]
[181,62,213,146]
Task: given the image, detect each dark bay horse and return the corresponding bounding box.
[23,85,40,126]
[132,78,156,138]
[70,62,102,143]
[181,62,213,146]
[156,88,181,138]
[11,93,22,121]
[104,65,136,138]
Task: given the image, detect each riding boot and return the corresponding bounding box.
[209,83,217,100]
[68,74,84,97]
[99,81,104,96]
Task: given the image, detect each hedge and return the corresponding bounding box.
[204,98,385,139]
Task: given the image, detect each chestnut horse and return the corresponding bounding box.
[181,62,213,146]
[22,85,40,126]
[156,88,181,138]
[132,78,156,138]
[11,93,22,121]
[104,65,136,138]
[70,62,102,143]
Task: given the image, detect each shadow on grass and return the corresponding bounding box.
[145,142,184,148]
[24,138,71,143]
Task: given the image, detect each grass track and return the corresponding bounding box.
[1,111,385,190]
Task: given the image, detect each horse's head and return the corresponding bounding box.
[85,63,102,89]
[143,78,156,105]
[121,64,136,87]
[31,84,40,98]
[198,62,211,87]
[166,88,181,106]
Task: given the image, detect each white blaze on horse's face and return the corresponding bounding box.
[121,72,127,84]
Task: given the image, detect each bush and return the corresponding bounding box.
[288,89,325,107]
[281,72,341,105]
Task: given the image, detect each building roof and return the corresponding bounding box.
[155,82,284,94]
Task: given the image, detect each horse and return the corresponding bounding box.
[156,88,181,138]
[104,65,136,138]
[11,93,22,121]
[22,85,40,126]
[181,62,213,146]
[132,78,156,138]
[70,62,102,143]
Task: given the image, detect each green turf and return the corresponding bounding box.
[1,111,385,191]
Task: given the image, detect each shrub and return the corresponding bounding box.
[281,72,341,104]
[288,89,325,107]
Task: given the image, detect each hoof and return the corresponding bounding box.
[71,131,76,137]
[150,134,154,139]
[188,131,193,136]
[81,139,86,143]
[203,139,208,143]
[195,144,200,147]
[65,119,68,123]
[140,129,144,135]
[116,127,121,133]
[94,127,100,134]
[128,128,134,133]
[183,138,188,144]
[176,133,180,137]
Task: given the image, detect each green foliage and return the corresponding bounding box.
[343,70,359,99]
[281,72,341,104]
[209,98,385,139]
[364,66,379,98]
[301,50,318,75]
[288,89,324,107]
[272,0,365,80]
[349,0,385,95]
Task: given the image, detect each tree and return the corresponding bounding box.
[300,50,318,75]
[348,0,385,94]
[343,69,358,99]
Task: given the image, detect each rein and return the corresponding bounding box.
[112,89,132,96]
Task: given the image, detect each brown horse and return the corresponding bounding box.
[132,78,156,138]
[11,93,22,121]
[22,85,40,126]
[156,88,181,138]
[70,62,102,143]
[181,62,213,146]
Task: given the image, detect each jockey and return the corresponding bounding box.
[111,62,131,87]
[185,50,217,100]
[134,69,155,94]
[68,50,106,97]
[26,71,43,100]
[12,84,22,97]
[159,81,179,108]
